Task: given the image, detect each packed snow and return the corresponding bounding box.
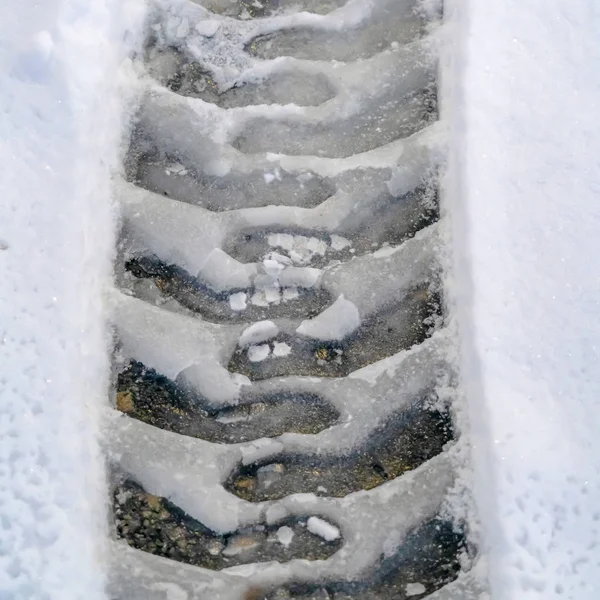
[445,0,600,598]
[0,0,144,598]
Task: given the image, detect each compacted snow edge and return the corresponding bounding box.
[0,1,145,599]
[444,1,600,599]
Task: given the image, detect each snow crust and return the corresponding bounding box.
[445,0,600,598]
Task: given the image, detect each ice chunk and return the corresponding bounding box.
[239,321,279,347]
[268,233,294,252]
[195,20,220,37]
[406,582,426,596]
[263,259,285,278]
[296,295,360,341]
[276,526,294,548]
[229,292,247,311]
[307,517,340,541]
[266,252,293,266]
[330,234,352,251]
[279,266,321,289]
[250,291,268,307]
[306,236,328,255]
[248,344,271,362]
[200,248,255,292]
[263,286,281,304]
[282,287,299,301]
[273,342,291,357]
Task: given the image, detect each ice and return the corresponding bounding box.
[278,266,321,289]
[282,286,299,301]
[330,234,351,251]
[229,291,247,311]
[266,252,293,266]
[268,233,328,265]
[268,233,295,252]
[263,285,281,303]
[273,342,292,357]
[248,344,271,362]
[250,291,269,307]
[307,517,340,542]
[194,19,220,37]
[406,582,427,596]
[202,248,256,292]
[276,526,294,548]
[263,258,286,277]
[239,320,279,347]
[296,295,361,341]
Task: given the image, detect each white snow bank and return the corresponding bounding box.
[0,1,144,598]
[445,0,600,598]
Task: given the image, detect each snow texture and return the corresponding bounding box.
[445,0,600,598]
[0,0,144,598]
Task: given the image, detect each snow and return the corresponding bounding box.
[0,0,144,598]
[445,0,600,598]
[306,516,341,542]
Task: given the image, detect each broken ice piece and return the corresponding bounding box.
[282,287,299,301]
[264,285,281,304]
[250,291,269,307]
[273,342,291,357]
[195,20,220,37]
[248,344,271,362]
[229,292,247,311]
[239,320,279,346]
[405,582,427,596]
[307,517,340,541]
[268,233,294,252]
[306,236,328,256]
[276,526,294,548]
[263,259,285,277]
[330,234,351,251]
[266,252,293,266]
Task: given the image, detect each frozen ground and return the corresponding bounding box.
[445,0,600,598]
[0,1,143,599]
